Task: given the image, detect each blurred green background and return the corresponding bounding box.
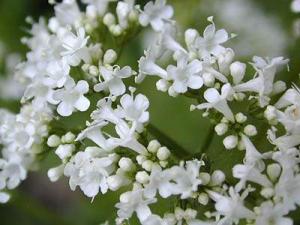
[1,0,300,224]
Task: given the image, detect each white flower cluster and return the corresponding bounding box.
[1,0,300,224]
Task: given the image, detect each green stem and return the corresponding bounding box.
[147,123,191,159]
[193,125,215,159]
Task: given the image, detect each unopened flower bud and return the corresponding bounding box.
[157,147,170,161]
[264,105,277,121]
[244,124,257,136]
[47,165,64,182]
[214,123,228,136]
[103,49,117,65]
[103,13,116,26]
[89,65,99,76]
[135,171,149,184]
[47,135,61,147]
[210,170,225,186]
[185,29,198,46]
[260,187,274,198]
[156,79,169,92]
[107,175,124,191]
[230,61,246,84]
[55,144,75,160]
[235,113,247,123]
[147,140,161,153]
[62,132,76,143]
[198,193,209,205]
[142,160,153,172]
[199,172,211,185]
[273,81,286,94]
[223,135,238,150]
[109,24,122,36]
[203,73,215,87]
[136,155,147,165]
[119,157,135,172]
[267,163,281,182]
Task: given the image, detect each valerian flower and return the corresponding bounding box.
[139,0,173,31]
[54,78,90,117]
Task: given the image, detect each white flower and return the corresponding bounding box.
[116,0,135,29]
[139,0,173,31]
[59,27,91,66]
[43,60,70,88]
[234,56,289,107]
[82,0,115,16]
[167,53,203,94]
[169,160,203,199]
[116,93,150,132]
[116,189,157,223]
[256,201,293,225]
[144,165,175,199]
[292,0,300,13]
[137,44,168,83]
[208,187,255,223]
[64,147,118,197]
[54,78,90,117]
[94,66,134,96]
[233,164,272,192]
[193,84,234,122]
[196,18,229,57]
[54,0,81,26]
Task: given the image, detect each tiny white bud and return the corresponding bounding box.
[203,73,215,87]
[260,187,274,198]
[55,144,75,160]
[244,124,257,136]
[142,160,153,172]
[81,64,90,72]
[135,171,149,184]
[230,61,246,84]
[264,106,278,123]
[47,135,61,147]
[168,86,178,97]
[128,10,138,22]
[103,49,117,65]
[214,123,228,136]
[147,140,161,153]
[223,135,238,150]
[267,163,281,182]
[107,175,123,191]
[159,160,168,168]
[273,81,286,94]
[157,147,171,161]
[120,192,130,203]
[224,48,235,64]
[136,155,147,165]
[62,132,76,143]
[156,79,169,92]
[119,157,135,172]
[210,170,225,186]
[89,65,99,76]
[185,208,197,220]
[199,172,211,185]
[47,165,64,182]
[233,93,246,101]
[198,193,209,205]
[235,113,247,123]
[185,29,198,46]
[48,17,60,33]
[109,24,122,36]
[103,13,116,26]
